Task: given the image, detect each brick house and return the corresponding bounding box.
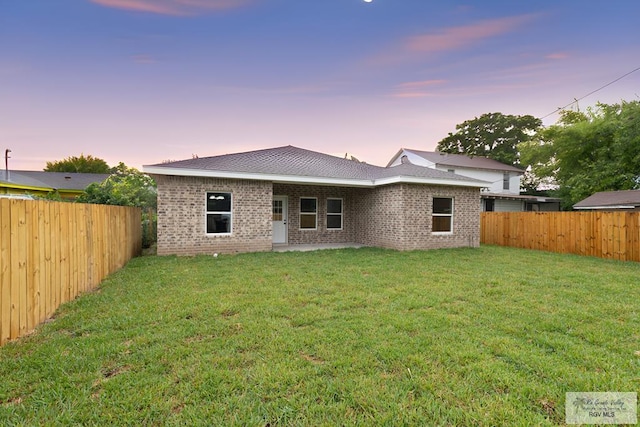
[143,146,488,255]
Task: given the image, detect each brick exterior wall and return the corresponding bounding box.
[154,176,480,255]
[273,184,357,245]
[153,175,272,255]
[353,184,480,250]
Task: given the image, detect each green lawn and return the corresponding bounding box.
[1,246,639,426]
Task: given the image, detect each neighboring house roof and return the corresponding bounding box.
[144,145,489,188]
[388,148,525,173]
[0,170,109,192]
[573,190,640,210]
[482,192,561,203]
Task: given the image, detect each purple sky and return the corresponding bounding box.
[2,0,639,170]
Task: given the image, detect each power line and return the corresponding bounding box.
[541,66,640,119]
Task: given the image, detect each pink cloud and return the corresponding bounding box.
[366,14,539,67]
[406,14,538,53]
[90,0,253,15]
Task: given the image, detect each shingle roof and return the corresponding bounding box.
[573,190,640,209]
[144,145,488,187]
[400,149,524,173]
[0,170,109,191]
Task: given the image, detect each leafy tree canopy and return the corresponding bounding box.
[436,112,542,167]
[44,154,111,174]
[520,100,640,209]
[76,163,157,209]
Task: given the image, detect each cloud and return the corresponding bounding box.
[405,14,538,54]
[368,14,539,66]
[393,79,447,98]
[90,0,254,15]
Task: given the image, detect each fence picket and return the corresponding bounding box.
[0,200,141,346]
[481,211,640,262]
[0,199,10,345]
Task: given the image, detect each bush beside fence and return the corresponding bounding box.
[481,211,640,262]
[1,199,142,346]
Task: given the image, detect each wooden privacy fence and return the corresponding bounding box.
[1,199,142,346]
[481,211,640,262]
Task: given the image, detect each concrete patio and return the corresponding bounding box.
[272,243,367,252]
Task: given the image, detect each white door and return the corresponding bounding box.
[273,196,288,244]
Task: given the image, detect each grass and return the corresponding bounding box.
[1,246,639,426]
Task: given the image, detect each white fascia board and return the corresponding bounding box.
[574,205,636,210]
[374,175,489,188]
[143,166,375,187]
[143,166,489,189]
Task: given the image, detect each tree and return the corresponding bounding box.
[76,163,157,209]
[436,112,542,167]
[45,154,111,174]
[520,101,640,209]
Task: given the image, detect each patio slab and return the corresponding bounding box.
[272,243,366,252]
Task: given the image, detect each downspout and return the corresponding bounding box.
[4,149,10,181]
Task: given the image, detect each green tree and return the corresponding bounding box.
[521,101,640,209]
[44,154,111,174]
[76,163,157,248]
[436,112,542,167]
[77,163,157,209]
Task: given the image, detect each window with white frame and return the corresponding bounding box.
[432,197,453,233]
[299,197,317,229]
[206,192,232,234]
[326,198,343,230]
[503,172,510,190]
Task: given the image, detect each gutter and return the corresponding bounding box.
[143,166,489,189]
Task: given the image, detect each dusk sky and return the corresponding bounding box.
[2,1,639,171]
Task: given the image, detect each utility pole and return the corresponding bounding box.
[5,149,10,181]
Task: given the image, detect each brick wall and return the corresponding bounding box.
[154,175,272,255]
[273,184,357,244]
[154,176,480,255]
[354,184,480,250]
[401,184,481,250]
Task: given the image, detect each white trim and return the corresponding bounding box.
[373,175,486,188]
[205,191,232,235]
[272,195,288,244]
[574,205,637,210]
[143,166,489,189]
[432,197,454,234]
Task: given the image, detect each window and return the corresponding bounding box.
[273,199,283,221]
[326,198,343,230]
[206,192,232,234]
[484,199,495,212]
[503,172,510,190]
[447,169,455,174]
[432,197,453,233]
[299,197,317,229]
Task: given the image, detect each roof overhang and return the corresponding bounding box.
[0,182,54,192]
[574,205,638,210]
[481,193,561,203]
[143,166,489,189]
